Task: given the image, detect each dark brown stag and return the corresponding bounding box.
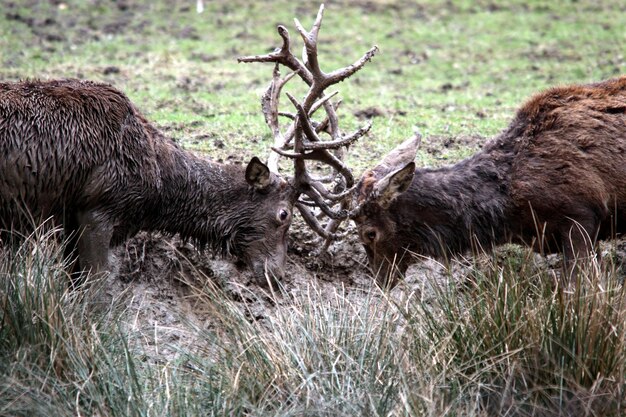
[0,79,293,282]
[352,77,626,287]
[238,3,377,251]
[0,5,375,285]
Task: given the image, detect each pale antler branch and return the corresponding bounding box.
[238,3,378,251]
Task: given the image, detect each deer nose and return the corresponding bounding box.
[370,255,405,290]
[251,258,285,287]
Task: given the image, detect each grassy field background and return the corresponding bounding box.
[2,1,626,416]
[3,0,625,166]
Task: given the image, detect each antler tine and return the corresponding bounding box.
[285,92,356,188]
[277,111,296,120]
[238,25,311,84]
[309,91,338,123]
[295,202,338,240]
[240,4,378,252]
[263,64,297,173]
[301,186,347,220]
[309,100,342,137]
[278,147,353,191]
[270,146,301,158]
[302,121,372,151]
[307,179,355,202]
[276,91,337,151]
[294,4,325,79]
[277,94,338,151]
[326,46,379,86]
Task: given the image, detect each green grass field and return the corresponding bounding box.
[3,1,624,166]
[2,1,626,415]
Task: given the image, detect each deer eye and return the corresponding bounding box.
[364,229,377,243]
[277,208,290,223]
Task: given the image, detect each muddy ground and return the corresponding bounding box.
[103,218,406,362]
[103,211,626,364]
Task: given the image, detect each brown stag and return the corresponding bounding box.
[0,78,293,282]
[0,5,376,285]
[351,77,626,288]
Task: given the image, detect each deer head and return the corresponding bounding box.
[350,134,421,288]
[239,4,378,252]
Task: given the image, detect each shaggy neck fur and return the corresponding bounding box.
[393,131,519,259]
[145,142,261,258]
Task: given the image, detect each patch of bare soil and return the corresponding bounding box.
[101,216,378,363]
[421,133,485,158]
[100,207,626,364]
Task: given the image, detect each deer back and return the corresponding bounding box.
[0,79,161,225]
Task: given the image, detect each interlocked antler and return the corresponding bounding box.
[238,3,378,250]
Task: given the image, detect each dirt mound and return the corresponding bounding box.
[100,218,375,363]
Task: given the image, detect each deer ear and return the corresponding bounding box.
[372,162,415,208]
[377,133,421,172]
[245,157,272,190]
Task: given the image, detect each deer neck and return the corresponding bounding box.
[399,143,514,258]
[147,144,251,255]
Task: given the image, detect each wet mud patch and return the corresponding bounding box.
[104,207,626,365]
[421,133,485,160]
[102,217,374,363]
[78,188,626,369]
